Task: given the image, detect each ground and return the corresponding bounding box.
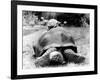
[22,25,90,69]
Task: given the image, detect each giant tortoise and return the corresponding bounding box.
[33,27,85,67]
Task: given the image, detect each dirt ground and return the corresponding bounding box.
[22,25,90,69]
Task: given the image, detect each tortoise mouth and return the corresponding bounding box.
[49,51,66,66]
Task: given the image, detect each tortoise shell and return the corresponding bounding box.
[33,27,77,58]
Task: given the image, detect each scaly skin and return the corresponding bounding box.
[35,48,57,67]
[64,49,85,64]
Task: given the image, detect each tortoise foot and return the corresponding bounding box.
[64,49,85,64]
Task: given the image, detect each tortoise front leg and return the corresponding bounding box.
[34,48,56,67]
[63,49,85,64]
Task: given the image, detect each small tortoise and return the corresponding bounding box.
[47,19,60,30]
[33,27,85,67]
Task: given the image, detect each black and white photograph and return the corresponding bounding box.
[22,11,89,68]
[11,1,97,79]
